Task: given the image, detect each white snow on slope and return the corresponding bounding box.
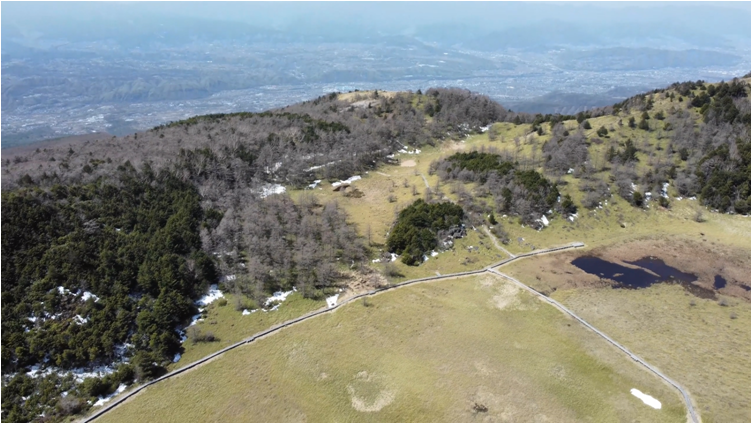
[94,384,127,407]
[631,389,661,409]
[326,294,339,308]
[196,284,224,307]
[265,290,294,307]
[332,175,362,187]
[80,291,100,302]
[259,184,286,198]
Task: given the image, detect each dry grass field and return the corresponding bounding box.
[503,236,751,423]
[554,285,750,423]
[98,274,686,423]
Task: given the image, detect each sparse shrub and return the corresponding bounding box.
[473,403,488,413]
[233,296,247,311]
[583,191,602,209]
[217,298,228,307]
[57,396,87,416]
[491,224,510,245]
[383,262,404,278]
[694,209,705,223]
[632,191,644,207]
[187,327,218,344]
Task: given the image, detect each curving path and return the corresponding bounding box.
[418,172,430,189]
[482,225,516,258]
[83,240,698,423]
[486,269,699,423]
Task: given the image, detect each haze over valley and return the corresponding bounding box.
[2,2,749,147]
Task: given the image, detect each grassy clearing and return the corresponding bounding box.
[169,292,323,369]
[98,274,685,423]
[552,284,750,423]
[497,186,750,256]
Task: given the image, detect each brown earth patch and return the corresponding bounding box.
[400,159,416,167]
[340,268,389,297]
[504,235,750,301]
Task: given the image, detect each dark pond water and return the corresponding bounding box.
[741,285,751,292]
[714,275,727,290]
[571,256,716,299]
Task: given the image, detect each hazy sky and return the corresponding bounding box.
[3,1,750,43]
[2,1,752,22]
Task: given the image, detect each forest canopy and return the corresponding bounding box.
[386,199,465,266]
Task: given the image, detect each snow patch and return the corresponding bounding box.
[308,179,322,189]
[196,285,224,307]
[660,182,669,199]
[73,315,89,325]
[265,290,294,306]
[567,168,574,174]
[630,389,661,409]
[189,309,204,327]
[326,294,339,308]
[540,215,550,226]
[259,184,286,198]
[390,253,399,262]
[242,309,256,315]
[27,364,120,383]
[431,250,439,257]
[80,291,100,302]
[262,289,295,311]
[332,175,362,188]
[94,384,127,407]
[398,148,421,155]
[172,353,181,363]
[219,274,236,283]
[306,161,338,172]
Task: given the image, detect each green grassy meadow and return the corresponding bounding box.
[98,274,686,423]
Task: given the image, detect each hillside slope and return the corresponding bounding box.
[2,78,750,422]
